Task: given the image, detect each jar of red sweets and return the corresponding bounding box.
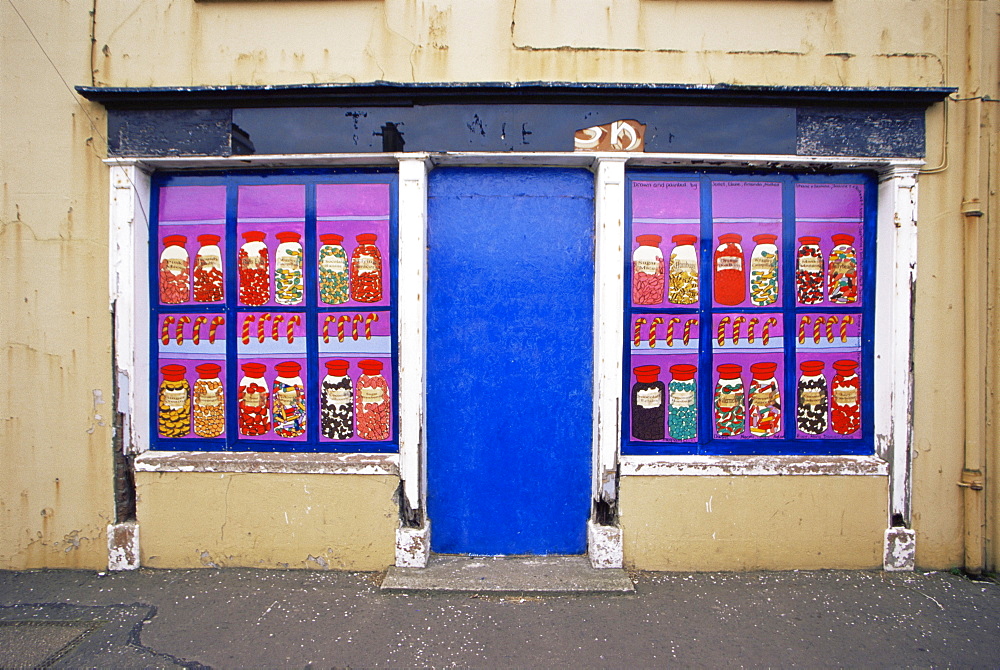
[795,236,824,305]
[351,234,383,303]
[632,234,664,306]
[830,359,861,435]
[713,234,745,306]
[194,234,224,303]
[239,231,270,306]
[159,235,190,304]
[355,359,390,440]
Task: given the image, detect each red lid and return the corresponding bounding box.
[750,362,778,379]
[320,233,344,246]
[636,234,662,247]
[633,365,661,383]
[718,233,742,245]
[160,364,187,382]
[356,233,378,245]
[358,359,384,375]
[752,234,777,245]
[799,360,825,375]
[241,362,267,377]
[669,364,697,381]
[833,359,859,374]
[163,235,187,247]
[832,233,855,246]
[716,363,742,380]
[195,363,222,379]
[197,234,220,246]
[242,231,266,243]
[798,236,821,245]
[671,234,698,246]
[274,361,302,377]
[325,359,350,376]
[276,231,301,243]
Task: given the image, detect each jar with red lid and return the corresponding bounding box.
[830,359,861,435]
[631,365,665,441]
[318,233,350,305]
[749,234,778,306]
[668,234,698,305]
[796,360,828,435]
[795,236,823,305]
[193,234,224,302]
[193,363,224,438]
[239,231,269,306]
[321,359,354,439]
[713,234,745,306]
[158,364,190,437]
[159,235,190,304]
[351,233,383,303]
[272,361,306,438]
[238,362,270,436]
[632,235,664,305]
[667,364,697,440]
[714,363,745,436]
[356,359,390,440]
[828,234,858,304]
[274,231,304,305]
[748,362,781,437]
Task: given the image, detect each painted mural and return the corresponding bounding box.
[151,176,396,452]
[625,174,870,455]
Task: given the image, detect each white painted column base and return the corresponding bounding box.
[396,522,431,568]
[588,520,624,569]
[107,522,140,571]
[883,527,916,571]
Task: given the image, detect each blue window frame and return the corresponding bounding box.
[149,169,398,453]
[623,171,876,456]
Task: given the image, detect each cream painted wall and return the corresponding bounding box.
[620,476,887,571]
[136,473,398,570]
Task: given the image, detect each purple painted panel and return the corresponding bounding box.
[158,185,227,223]
[236,185,306,308]
[316,183,390,217]
[631,181,700,222]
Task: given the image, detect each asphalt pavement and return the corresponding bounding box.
[2,567,998,668]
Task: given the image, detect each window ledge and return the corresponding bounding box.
[619,454,887,477]
[134,451,399,476]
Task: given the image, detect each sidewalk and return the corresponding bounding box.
[2,567,998,668]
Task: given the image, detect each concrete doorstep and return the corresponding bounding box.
[380,555,636,594]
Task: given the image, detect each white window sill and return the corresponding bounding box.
[134,451,399,476]
[619,454,888,476]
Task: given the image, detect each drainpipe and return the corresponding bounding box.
[959,0,987,575]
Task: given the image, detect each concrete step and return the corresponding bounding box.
[380,555,635,594]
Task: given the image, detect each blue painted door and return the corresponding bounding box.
[426,168,595,555]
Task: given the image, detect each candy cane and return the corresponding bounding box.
[287,315,301,344]
[717,316,731,346]
[337,314,351,342]
[634,317,647,348]
[161,316,175,345]
[241,314,255,345]
[825,315,838,343]
[763,317,778,346]
[365,312,379,340]
[840,315,854,342]
[322,315,336,343]
[813,316,826,344]
[683,318,698,345]
[747,317,759,344]
[271,314,284,341]
[732,316,746,345]
[257,313,271,343]
[352,314,363,341]
[209,316,225,344]
[176,316,191,345]
[664,317,680,348]
[192,316,208,345]
[798,315,810,344]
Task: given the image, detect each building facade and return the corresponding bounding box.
[1,0,997,574]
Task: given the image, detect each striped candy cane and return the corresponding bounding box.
[798,315,810,344]
[161,316,175,345]
[365,313,379,340]
[322,315,336,343]
[825,315,838,343]
[813,316,826,344]
[337,314,351,342]
[634,317,647,347]
[192,316,208,345]
[717,316,731,346]
[763,317,778,346]
[665,317,681,348]
[241,314,255,345]
[648,317,663,348]
[257,313,271,343]
[732,316,746,345]
[287,315,301,344]
[176,316,191,345]
[209,316,225,344]
[271,314,284,341]
[747,317,759,344]
[840,315,854,342]
[352,314,363,341]
[683,318,698,345]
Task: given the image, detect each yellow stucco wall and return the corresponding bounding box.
[136,473,398,570]
[620,476,887,571]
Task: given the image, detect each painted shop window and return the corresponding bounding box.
[624,172,874,456]
[150,171,398,453]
